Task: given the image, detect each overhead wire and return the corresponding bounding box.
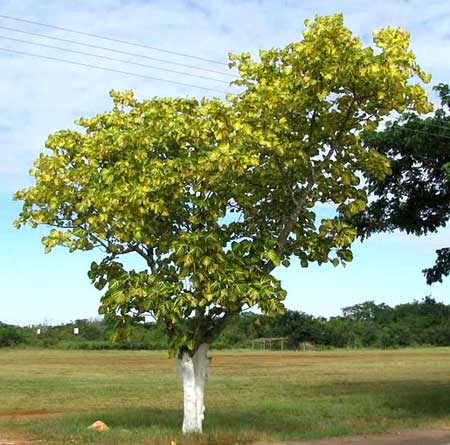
[0,34,231,84]
[1,44,449,130]
[388,113,450,132]
[0,25,237,78]
[0,13,228,66]
[2,45,449,130]
[0,47,230,94]
[405,120,450,132]
[0,16,448,135]
[388,125,450,140]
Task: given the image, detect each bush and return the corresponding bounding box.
[0,325,26,347]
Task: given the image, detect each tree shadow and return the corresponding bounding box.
[89,382,450,435]
[311,378,450,417]
[382,381,450,418]
[96,407,181,430]
[24,380,450,443]
[90,379,450,432]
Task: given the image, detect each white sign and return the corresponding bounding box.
[36,328,41,335]
[74,327,79,335]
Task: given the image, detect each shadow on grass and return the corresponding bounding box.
[93,407,182,430]
[16,381,450,444]
[83,380,450,435]
[23,408,260,445]
[311,379,450,417]
[383,383,450,417]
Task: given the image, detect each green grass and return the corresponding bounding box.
[1,348,450,444]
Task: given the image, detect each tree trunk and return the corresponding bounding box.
[177,343,210,434]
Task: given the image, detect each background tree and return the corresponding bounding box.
[13,14,431,434]
[356,84,450,283]
[264,310,326,347]
[342,301,393,322]
[0,324,26,347]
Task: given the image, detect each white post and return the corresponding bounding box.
[177,343,209,434]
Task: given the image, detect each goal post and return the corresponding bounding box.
[249,337,288,351]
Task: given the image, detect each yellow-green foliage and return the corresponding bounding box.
[14,14,432,354]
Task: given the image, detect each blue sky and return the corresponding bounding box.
[1,0,449,325]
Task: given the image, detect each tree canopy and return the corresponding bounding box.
[13,14,432,433]
[14,13,433,353]
[356,84,450,284]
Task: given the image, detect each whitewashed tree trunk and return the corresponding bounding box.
[177,343,210,434]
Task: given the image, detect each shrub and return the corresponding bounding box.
[0,325,26,347]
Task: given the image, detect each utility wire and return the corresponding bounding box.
[394,126,450,140]
[407,121,450,132]
[389,115,450,132]
[2,27,448,135]
[5,48,444,128]
[0,47,229,94]
[0,25,237,78]
[0,13,228,66]
[0,35,231,84]
[1,47,446,128]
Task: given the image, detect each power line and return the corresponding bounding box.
[0,47,230,94]
[395,126,450,140]
[410,120,450,132]
[389,115,450,133]
[0,25,237,79]
[0,35,231,84]
[2,30,447,134]
[0,13,228,66]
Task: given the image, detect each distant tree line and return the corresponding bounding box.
[0,318,167,350]
[1,296,449,350]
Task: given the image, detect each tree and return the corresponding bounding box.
[0,324,26,347]
[342,301,393,322]
[13,14,431,434]
[356,84,450,283]
[266,310,326,347]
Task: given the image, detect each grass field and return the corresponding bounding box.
[1,348,450,444]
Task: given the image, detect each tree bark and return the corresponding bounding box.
[177,343,210,434]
